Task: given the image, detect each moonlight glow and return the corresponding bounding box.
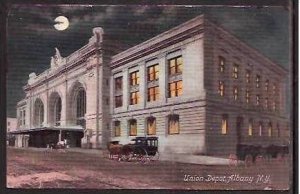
[54,16,69,31]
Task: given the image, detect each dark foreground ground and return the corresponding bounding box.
[7,147,291,190]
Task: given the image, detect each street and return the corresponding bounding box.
[7,147,290,190]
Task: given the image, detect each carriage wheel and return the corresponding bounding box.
[135,148,149,163]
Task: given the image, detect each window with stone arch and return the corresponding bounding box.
[147,116,156,135]
[168,114,180,134]
[129,119,137,136]
[76,88,86,127]
[54,97,62,126]
[34,98,44,127]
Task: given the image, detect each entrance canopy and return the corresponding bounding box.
[8,126,84,135]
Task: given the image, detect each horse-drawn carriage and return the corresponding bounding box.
[107,137,159,162]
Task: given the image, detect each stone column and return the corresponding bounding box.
[158,54,167,103]
[122,68,129,111]
[139,62,146,108]
[60,79,68,126]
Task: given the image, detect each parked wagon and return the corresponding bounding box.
[107,137,159,162]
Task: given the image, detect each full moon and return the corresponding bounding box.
[54,16,69,31]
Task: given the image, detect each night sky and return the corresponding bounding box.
[6,5,290,117]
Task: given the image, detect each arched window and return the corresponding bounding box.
[268,122,272,137]
[248,118,253,136]
[147,117,156,135]
[76,89,86,127]
[34,99,44,127]
[221,114,228,134]
[258,121,263,136]
[54,97,62,126]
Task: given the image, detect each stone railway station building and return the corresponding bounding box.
[11,15,289,157]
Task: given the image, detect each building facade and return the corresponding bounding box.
[12,15,289,157]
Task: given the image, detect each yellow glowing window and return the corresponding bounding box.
[221,115,228,134]
[168,56,183,75]
[219,81,224,96]
[168,80,183,98]
[130,71,139,86]
[148,86,159,102]
[272,101,276,111]
[130,91,139,105]
[129,119,137,136]
[147,64,159,81]
[219,56,225,72]
[232,64,238,79]
[168,114,180,134]
[248,119,253,136]
[233,87,238,100]
[114,121,121,137]
[246,70,251,83]
[147,117,156,135]
[246,89,250,103]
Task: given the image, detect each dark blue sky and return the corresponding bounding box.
[6,5,290,117]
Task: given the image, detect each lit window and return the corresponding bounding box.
[268,122,272,137]
[246,70,251,83]
[115,76,123,91]
[246,89,250,103]
[148,86,159,102]
[233,87,238,101]
[129,119,137,136]
[130,91,139,105]
[114,121,121,137]
[130,71,140,86]
[256,75,260,88]
[115,95,123,108]
[221,114,228,134]
[272,100,276,111]
[218,56,225,72]
[232,64,238,79]
[265,80,269,91]
[168,56,182,75]
[248,119,253,136]
[218,81,224,96]
[256,95,260,106]
[259,121,263,136]
[147,64,159,81]
[168,80,183,98]
[147,117,156,135]
[168,114,179,134]
[273,84,276,95]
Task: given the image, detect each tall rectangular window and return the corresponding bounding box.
[268,122,272,137]
[147,117,156,135]
[233,87,238,101]
[168,114,180,134]
[115,96,123,108]
[232,64,238,79]
[168,56,182,75]
[246,89,250,104]
[259,122,263,136]
[168,80,183,98]
[256,75,260,88]
[148,86,159,102]
[114,121,121,137]
[218,56,225,72]
[256,95,260,106]
[273,84,277,95]
[265,80,269,91]
[23,110,26,125]
[147,64,159,81]
[130,91,139,105]
[265,97,269,109]
[272,100,277,111]
[130,71,140,86]
[115,76,123,91]
[246,70,251,83]
[129,119,137,136]
[248,119,253,136]
[218,81,225,96]
[221,114,228,134]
